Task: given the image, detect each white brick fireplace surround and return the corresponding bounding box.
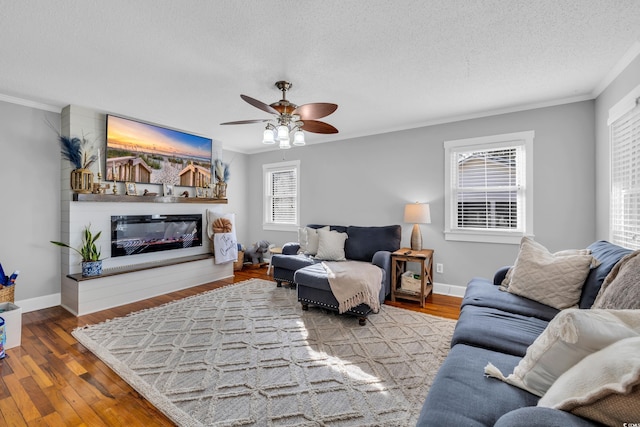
[59,106,233,316]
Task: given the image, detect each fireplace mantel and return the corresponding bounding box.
[73,193,227,204]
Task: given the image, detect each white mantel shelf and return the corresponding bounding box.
[73,193,227,204]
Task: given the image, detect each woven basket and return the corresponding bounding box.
[0,285,15,303]
[234,251,244,271]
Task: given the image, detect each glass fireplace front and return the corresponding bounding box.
[111,214,202,257]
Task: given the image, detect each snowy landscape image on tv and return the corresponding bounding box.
[106,115,212,186]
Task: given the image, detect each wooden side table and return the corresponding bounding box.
[266,247,282,275]
[390,248,434,308]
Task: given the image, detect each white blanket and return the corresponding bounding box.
[322,261,382,314]
[213,233,238,264]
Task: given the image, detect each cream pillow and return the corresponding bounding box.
[484,309,640,397]
[304,226,329,256]
[506,237,596,309]
[315,229,348,261]
[592,250,640,309]
[500,247,592,291]
[297,227,309,253]
[538,337,640,426]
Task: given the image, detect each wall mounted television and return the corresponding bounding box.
[106,115,213,186]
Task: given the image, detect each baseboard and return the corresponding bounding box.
[15,293,61,313]
[433,282,466,298]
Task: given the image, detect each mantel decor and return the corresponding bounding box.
[57,134,97,194]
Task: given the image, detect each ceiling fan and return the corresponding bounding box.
[220,80,338,149]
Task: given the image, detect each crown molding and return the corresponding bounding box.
[592,40,640,97]
[0,93,61,113]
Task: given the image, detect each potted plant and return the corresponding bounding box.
[51,224,103,277]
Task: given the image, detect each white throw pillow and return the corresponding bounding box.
[315,229,348,261]
[305,226,330,256]
[538,336,640,426]
[506,237,595,309]
[592,250,640,309]
[484,309,640,397]
[297,227,309,253]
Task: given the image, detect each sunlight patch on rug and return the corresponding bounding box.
[72,279,456,426]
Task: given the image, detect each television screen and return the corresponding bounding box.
[106,115,213,186]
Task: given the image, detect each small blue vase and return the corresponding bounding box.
[82,261,103,277]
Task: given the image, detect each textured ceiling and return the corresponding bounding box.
[1,1,640,153]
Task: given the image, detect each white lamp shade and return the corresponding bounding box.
[293,130,305,145]
[279,139,291,149]
[277,125,290,141]
[404,203,431,224]
[262,129,275,144]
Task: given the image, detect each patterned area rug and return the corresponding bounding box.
[73,279,456,426]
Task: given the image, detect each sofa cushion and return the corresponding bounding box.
[484,309,640,397]
[271,253,319,271]
[538,336,640,426]
[494,407,602,427]
[592,250,640,309]
[315,229,348,261]
[416,344,539,427]
[344,225,401,262]
[580,240,632,308]
[507,237,596,310]
[451,305,549,357]
[461,277,559,322]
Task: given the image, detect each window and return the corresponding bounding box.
[609,85,640,249]
[444,131,534,244]
[263,160,300,231]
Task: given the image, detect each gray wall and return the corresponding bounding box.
[594,54,640,239]
[247,101,597,289]
[0,100,61,303]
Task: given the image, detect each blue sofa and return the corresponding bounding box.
[417,240,632,427]
[271,224,401,325]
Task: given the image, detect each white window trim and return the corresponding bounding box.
[263,160,300,232]
[444,131,534,244]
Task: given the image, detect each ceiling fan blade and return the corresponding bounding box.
[300,120,339,134]
[292,103,338,120]
[240,95,279,115]
[220,119,270,125]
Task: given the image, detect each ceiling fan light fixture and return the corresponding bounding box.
[293,130,305,146]
[262,128,276,144]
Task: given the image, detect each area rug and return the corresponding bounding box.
[72,279,456,426]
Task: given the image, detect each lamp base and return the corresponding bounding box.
[410,223,423,251]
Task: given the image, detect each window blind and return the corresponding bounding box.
[454,147,522,230]
[269,169,297,224]
[610,100,640,249]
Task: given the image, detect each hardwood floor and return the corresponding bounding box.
[0,267,461,426]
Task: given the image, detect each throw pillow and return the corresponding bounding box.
[297,227,309,253]
[592,250,640,309]
[500,247,592,291]
[315,229,348,261]
[538,336,640,426]
[506,237,596,309]
[305,226,330,256]
[484,309,640,397]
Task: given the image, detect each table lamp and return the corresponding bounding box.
[404,202,431,251]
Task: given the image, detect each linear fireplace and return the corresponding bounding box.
[111,214,202,257]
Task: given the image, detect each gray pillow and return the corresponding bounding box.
[592,250,640,309]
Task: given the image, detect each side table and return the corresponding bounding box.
[266,247,282,275]
[390,248,434,308]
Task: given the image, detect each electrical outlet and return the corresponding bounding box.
[436,263,444,274]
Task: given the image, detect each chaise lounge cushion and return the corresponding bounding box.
[451,305,549,357]
[461,277,559,321]
[417,344,540,427]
